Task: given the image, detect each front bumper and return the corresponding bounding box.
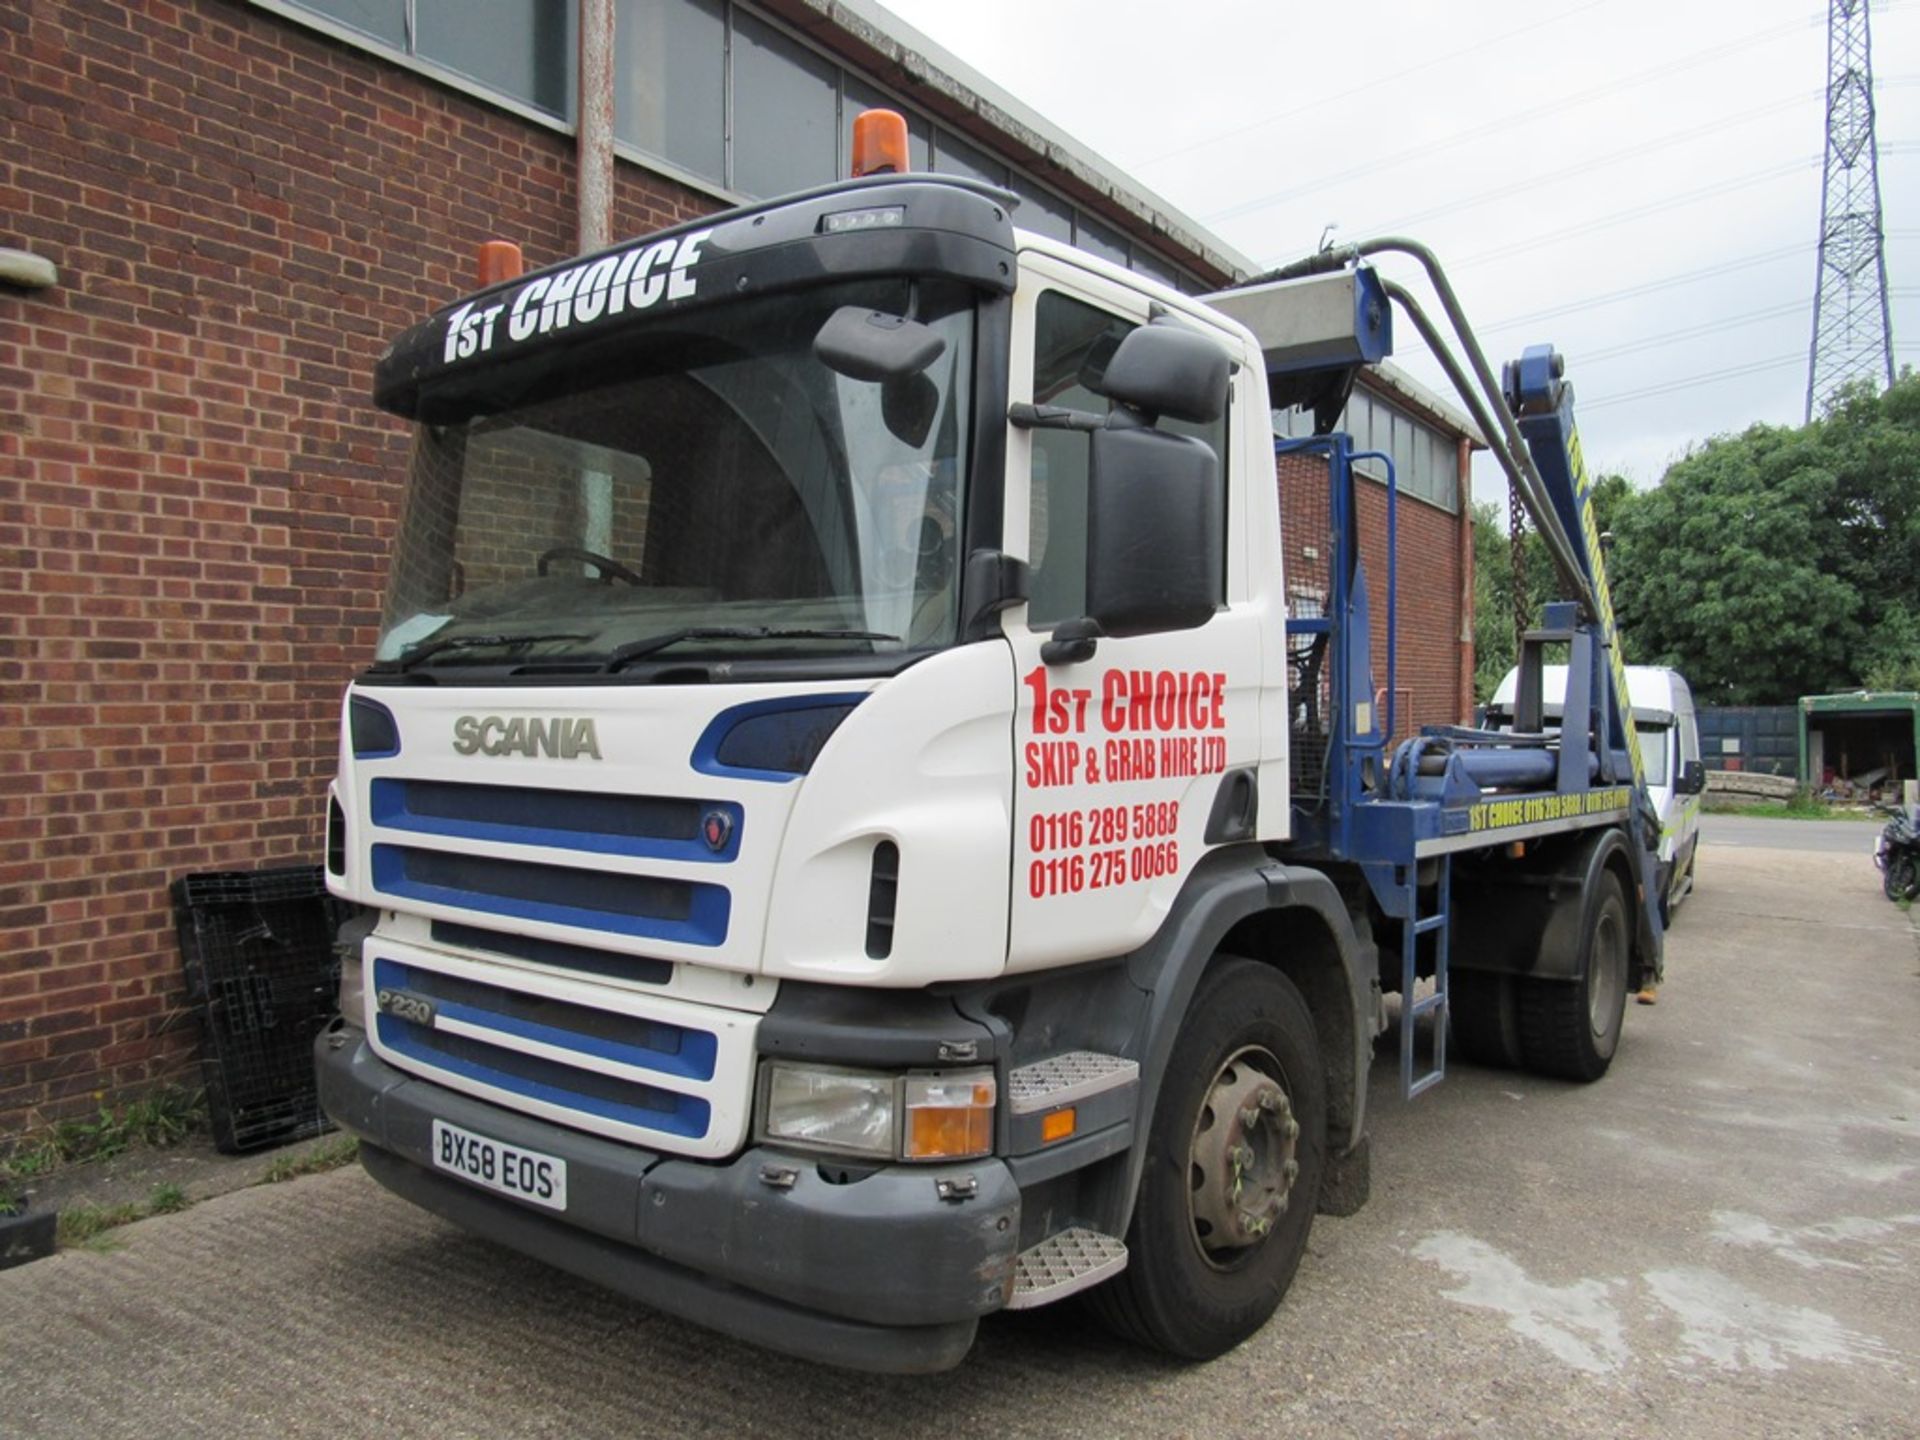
[316,1023,1021,1374]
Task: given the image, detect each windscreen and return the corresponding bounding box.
[376,279,974,674]
[1636,723,1672,788]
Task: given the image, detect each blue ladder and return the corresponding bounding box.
[1399,854,1451,1098]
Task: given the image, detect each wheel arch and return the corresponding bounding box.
[1574,828,1654,991]
[1454,823,1656,986]
[1118,848,1374,1233]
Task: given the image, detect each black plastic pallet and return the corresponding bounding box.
[171,865,346,1154]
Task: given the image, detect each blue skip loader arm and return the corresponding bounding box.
[1212,247,1667,1096]
[1501,342,1668,958]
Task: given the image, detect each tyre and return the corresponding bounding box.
[1886,851,1919,903]
[1450,969,1523,1070]
[1088,957,1326,1359]
[1517,870,1630,1082]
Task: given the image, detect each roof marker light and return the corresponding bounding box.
[850,108,910,178]
[477,240,524,288]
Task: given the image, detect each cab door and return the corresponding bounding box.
[1002,253,1266,974]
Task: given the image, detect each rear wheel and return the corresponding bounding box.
[1518,870,1630,1082]
[1450,969,1523,1069]
[1089,957,1326,1359]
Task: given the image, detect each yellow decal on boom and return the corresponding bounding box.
[1567,424,1643,788]
[1469,786,1633,834]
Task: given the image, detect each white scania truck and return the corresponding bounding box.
[317,115,1665,1372]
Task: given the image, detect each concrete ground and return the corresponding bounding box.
[3,830,1916,1439]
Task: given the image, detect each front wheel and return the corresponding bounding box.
[1886,851,1919,903]
[1088,957,1326,1359]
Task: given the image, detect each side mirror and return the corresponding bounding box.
[880,372,939,447]
[814,306,946,382]
[1080,418,1222,638]
[1676,759,1706,795]
[1098,321,1230,424]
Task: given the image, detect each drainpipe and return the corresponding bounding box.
[1457,434,1476,721]
[578,0,616,254]
[577,1,617,556]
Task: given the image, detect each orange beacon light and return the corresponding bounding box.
[850,108,910,177]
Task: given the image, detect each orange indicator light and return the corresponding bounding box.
[902,1072,996,1160]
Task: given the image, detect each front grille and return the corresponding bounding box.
[373,957,713,1140]
[369,779,740,862]
[371,844,729,946]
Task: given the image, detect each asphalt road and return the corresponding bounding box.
[1700,812,1886,854]
[4,828,1917,1439]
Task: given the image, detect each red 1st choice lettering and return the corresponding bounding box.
[1025,667,1227,736]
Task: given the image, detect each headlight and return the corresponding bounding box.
[762,1064,897,1158]
[759,1063,997,1162]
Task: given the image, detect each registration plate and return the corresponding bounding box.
[431,1119,568,1212]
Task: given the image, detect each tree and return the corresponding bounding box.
[1472,472,1638,702]
[1606,372,1920,706]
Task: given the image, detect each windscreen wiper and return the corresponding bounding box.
[370,631,592,674]
[603,626,900,673]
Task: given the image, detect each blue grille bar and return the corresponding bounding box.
[371,844,729,946]
[376,1013,710,1138]
[374,959,716,1081]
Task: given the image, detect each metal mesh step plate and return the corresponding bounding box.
[1007,1051,1139,1115]
[1007,1227,1129,1309]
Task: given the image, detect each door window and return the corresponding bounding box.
[1026,290,1228,627]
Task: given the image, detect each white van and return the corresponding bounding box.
[1487,664,1704,920]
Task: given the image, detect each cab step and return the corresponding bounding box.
[1007,1051,1138,1114]
[1006,1227,1129,1309]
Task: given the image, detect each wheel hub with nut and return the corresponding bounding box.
[1188,1046,1298,1262]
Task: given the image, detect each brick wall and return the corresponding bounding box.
[0,0,716,1135]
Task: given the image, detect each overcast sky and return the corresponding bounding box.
[877,0,1917,502]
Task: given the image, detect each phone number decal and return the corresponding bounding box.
[1026,802,1182,898]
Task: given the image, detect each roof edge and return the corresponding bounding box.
[764,0,1258,284]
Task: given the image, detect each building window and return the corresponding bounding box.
[1272,394,1459,514]
[932,129,1008,187]
[731,11,840,196]
[272,0,1213,292]
[1128,247,1177,289]
[296,0,405,47]
[284,0,575,119]
[614,0,726,182]
[1075,216,1129,268]
[1341,392,1458,512]
[417,0,575,119]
